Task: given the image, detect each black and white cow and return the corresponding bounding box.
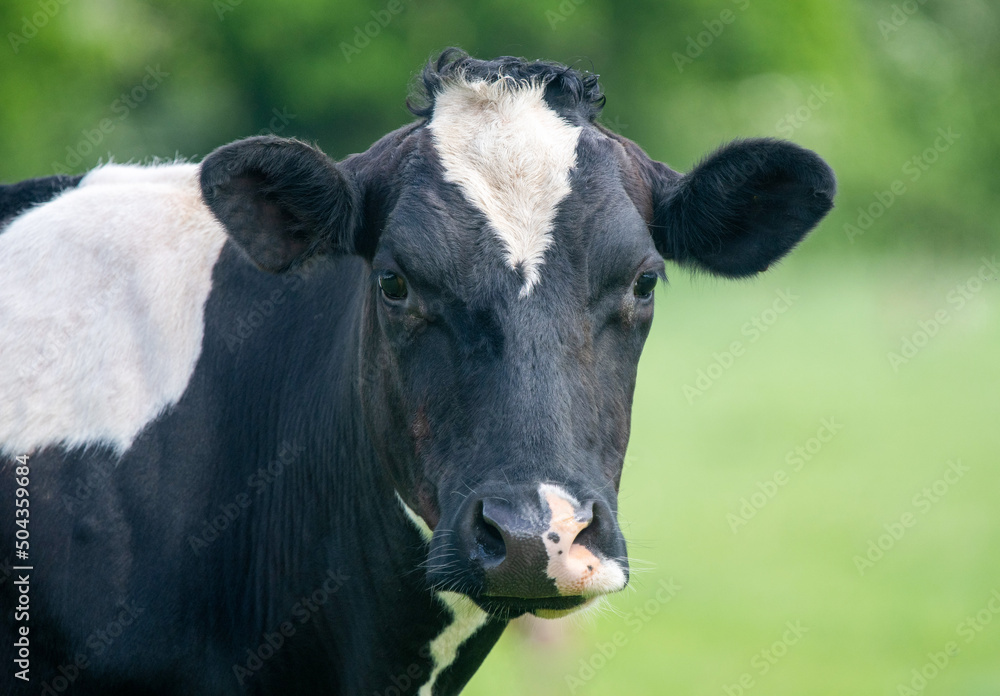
[0,50,834,695]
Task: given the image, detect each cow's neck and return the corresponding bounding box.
[218,250,507,694]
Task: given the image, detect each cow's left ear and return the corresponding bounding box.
[650,138,835,277]
[200,136,359,272]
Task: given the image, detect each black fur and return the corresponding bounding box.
[653,138,836,277]
[408,50,835,277]
[0,174,83,230]
[0,50,836,696]
[200,136,360,272]
[408,47,605,125]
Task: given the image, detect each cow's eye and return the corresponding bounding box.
[633,271,658,299]
[378,272,408,300]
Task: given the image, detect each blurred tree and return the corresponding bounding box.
[1,0,996,252]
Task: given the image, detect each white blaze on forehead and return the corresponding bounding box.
[539,483,627,597]
[427,77,582,297]
[0,163,228,456]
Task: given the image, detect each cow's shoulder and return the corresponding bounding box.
[0,163,229,457]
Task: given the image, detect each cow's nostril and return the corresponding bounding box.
[571,500,600,549]
[476,496,558,599]
[430,490,628,602]
[473,500,506,567]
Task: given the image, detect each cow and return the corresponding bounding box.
[0,49,835,695]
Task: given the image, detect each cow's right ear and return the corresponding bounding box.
[200,136,359,273]
[647,138,835,278]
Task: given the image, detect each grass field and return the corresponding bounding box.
[466,253,1000,696]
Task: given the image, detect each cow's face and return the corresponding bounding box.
[201,59,835,619]
[358,115,659,616]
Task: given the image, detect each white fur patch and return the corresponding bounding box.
[418,590,490,696]
[427,77,581,297]
[396,491,434,541]
[0,163,228,456]
[539,483,627,597]
[80,161,198,187]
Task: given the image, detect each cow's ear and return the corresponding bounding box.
[651,138,835,278]
[200,136,359,272]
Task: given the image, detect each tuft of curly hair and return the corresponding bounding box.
[407,47,605,123]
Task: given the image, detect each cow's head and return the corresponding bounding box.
[200,50,835,619]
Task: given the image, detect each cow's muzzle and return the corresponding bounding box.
[426,483,628,618]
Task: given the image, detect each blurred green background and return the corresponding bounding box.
[2,0,997,693]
